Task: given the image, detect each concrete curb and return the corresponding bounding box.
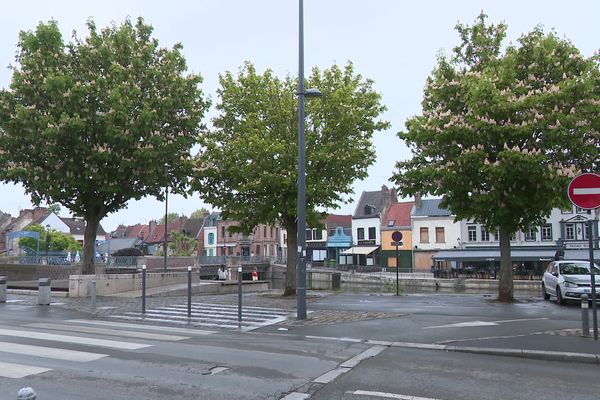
[7,289,68,298]
[388,341,600,365]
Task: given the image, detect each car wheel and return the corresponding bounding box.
[542,283,550,300]
[556,286,566,305]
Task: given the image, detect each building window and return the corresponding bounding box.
[357,228,365,240]
[221,226,225,238]
[368,227,376,240]
[364,205,374,215]
[314,229,322,241]
[329,229,336,237]
[420,227,429,243]
[467,225,477,242]
[561,206,573,214]
[481,226,490,242]
[435,227,445,243]
[387,220,395,227]
[208,232,215,245]
[541,224,553,241]
[565,223,575,240]
[306,229,312,241]
[524,226,537,242]
[576,207,591,215]
[264,226,267,237]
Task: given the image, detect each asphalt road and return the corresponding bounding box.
[309,347,600,400]
[0,292,598,400]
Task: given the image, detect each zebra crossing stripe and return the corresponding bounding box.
[0,328,150,350]
[0,361,52,378]
[66,319,215,335]
[25,323,190,342]
[110,315,242,329]
[168,304,290,318]
[119,310,280,327]
[0,341,107,362]
[140,307,277,322]
[190,303,291,315]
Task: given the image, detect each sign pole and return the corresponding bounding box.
[567,173,600,341]
[588,220,598,340]
[395,242,399,296]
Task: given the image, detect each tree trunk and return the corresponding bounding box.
[81,216,100,275]
[498,227,514,302]
[283,217,297,297]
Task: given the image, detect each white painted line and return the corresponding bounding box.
[6,299,24,303]
[280,392,311,400]
[26,323,190,342]
[313,367,351,384]
[305,335,363,343]
[573,188,600,195]
[340,345,386,368]
[353,389,442,400]
[67,319,215,335]
[0,328,150,350]
[191,302,291,313]
[490,318,549,324]
[0,361,52,378]
[391,342,446,350]
[0,341,107,362]
[424,321,498,329]
[110,315,242,329]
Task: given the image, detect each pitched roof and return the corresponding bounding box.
[353,190,386,219]
[60,217,106,235]
[326,214,352,228]
[412,198,452,217]
[383,201,414,228]
[183,218,203,238]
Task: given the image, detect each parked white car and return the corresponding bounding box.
[542,260,600,304]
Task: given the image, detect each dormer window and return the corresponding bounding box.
[364,204,375,215]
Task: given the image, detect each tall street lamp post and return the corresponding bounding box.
[164,184,168,272]
[45,224,51,261]
[297,0,322,320]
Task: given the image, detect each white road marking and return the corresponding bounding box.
[352,389,443,400]
[0,361,52,378]
[573,188,600,195]
[108,302,290,331]
[0,341,107,362]
[340,345,386,368]
[67,319,215,335]
[425,317,549,329]
[313,367,351,384]
[305,335,363,343]
[25,323,190,342]
[0,328,150,350]
[280,393,311,400]
[490,317,549,323]
[424,321,498,329]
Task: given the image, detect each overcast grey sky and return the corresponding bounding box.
[1,0,598,231]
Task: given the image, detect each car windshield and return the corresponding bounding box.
[560,262,600,275]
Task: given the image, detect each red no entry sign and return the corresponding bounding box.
[568,173,600,209]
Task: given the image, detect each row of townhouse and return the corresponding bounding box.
[340,185,599,273]
[0,207,106,254]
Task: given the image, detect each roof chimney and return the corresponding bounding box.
[414,193,422,209]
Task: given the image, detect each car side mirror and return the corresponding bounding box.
[552,272,558,277]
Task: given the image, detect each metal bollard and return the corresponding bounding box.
[581,294,590,337]
[17,387,36,400]
[141,265,146,315]
[90,280,97,311]
[238,266,243,329]
[0,276,7,303]
[38,278,51,305]
[187,266,192,318]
